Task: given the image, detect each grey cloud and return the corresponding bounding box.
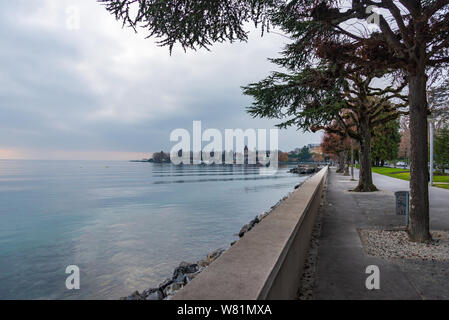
[0,0,321,159]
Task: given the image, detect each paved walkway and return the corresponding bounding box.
[313,168,449,300]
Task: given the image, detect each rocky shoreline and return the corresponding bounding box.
[122,248,226,300]
[289,165,323,175]
[122,178,308,300]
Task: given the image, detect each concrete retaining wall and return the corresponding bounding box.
[173,166,329,300]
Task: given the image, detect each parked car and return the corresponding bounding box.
[396,161,407,168]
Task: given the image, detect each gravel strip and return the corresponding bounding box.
[359,229,449,262]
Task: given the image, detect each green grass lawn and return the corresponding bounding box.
[370,167,449,189]
[371,167,411,181]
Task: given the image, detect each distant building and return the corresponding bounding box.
[309,144,324,161]
[307,143,320,149]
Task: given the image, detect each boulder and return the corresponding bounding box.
[158,278,174,295]
[173,262,199,280]
[258,212,269,221]
[184,271,200,283]
[238,224,250,237]
[145,289,163,301]
[239,216,260,237]
[124,291,144,300]
[197,259,209,268]
[165,282,184,296]
[142,287,157,296]
[207,248,225,264]
[249,216,260,228]
[173,273,186,284]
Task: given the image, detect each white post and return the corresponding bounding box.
[430,120,434,186]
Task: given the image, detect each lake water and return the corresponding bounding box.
[0,160,307,300]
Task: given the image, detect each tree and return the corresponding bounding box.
[153,151,170,163]
[243,57,407,191]
[279,152,289,163]
[372,120,401,166]
[298,146,312,162]
[100,1,449,242]
[434,126,449,172]
[99,0,272,53]
[398,117,411,164]
[311,150,325,162]
[302,1,449,242]
[321,129,352,174]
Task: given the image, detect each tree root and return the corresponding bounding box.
[407,230,432,243]
[351,184,379,192]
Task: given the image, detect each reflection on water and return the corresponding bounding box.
[0,160,306,299]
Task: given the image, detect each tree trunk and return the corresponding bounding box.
[336,152,344,173]
[344,151,350,176]
[354,115,378,192]
[408,68,431,242]
[350,140,355,180]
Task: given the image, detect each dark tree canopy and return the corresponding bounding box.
[321,128,352,174]
[243,61,408,140]
[297,146,312,162]
[243,62,347,132]
[153,151,170,162]
[99,1,449,71]
[372,119,401,165]
[99,0,275,52]
[321,130,351,157]
[434,125,449,171]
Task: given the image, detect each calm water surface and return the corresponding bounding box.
[0,160,307,299]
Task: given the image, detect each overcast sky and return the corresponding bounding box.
[0,0,322,160]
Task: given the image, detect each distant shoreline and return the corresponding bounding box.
[130,160,322,165]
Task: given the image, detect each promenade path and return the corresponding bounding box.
[313,168,449,300]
